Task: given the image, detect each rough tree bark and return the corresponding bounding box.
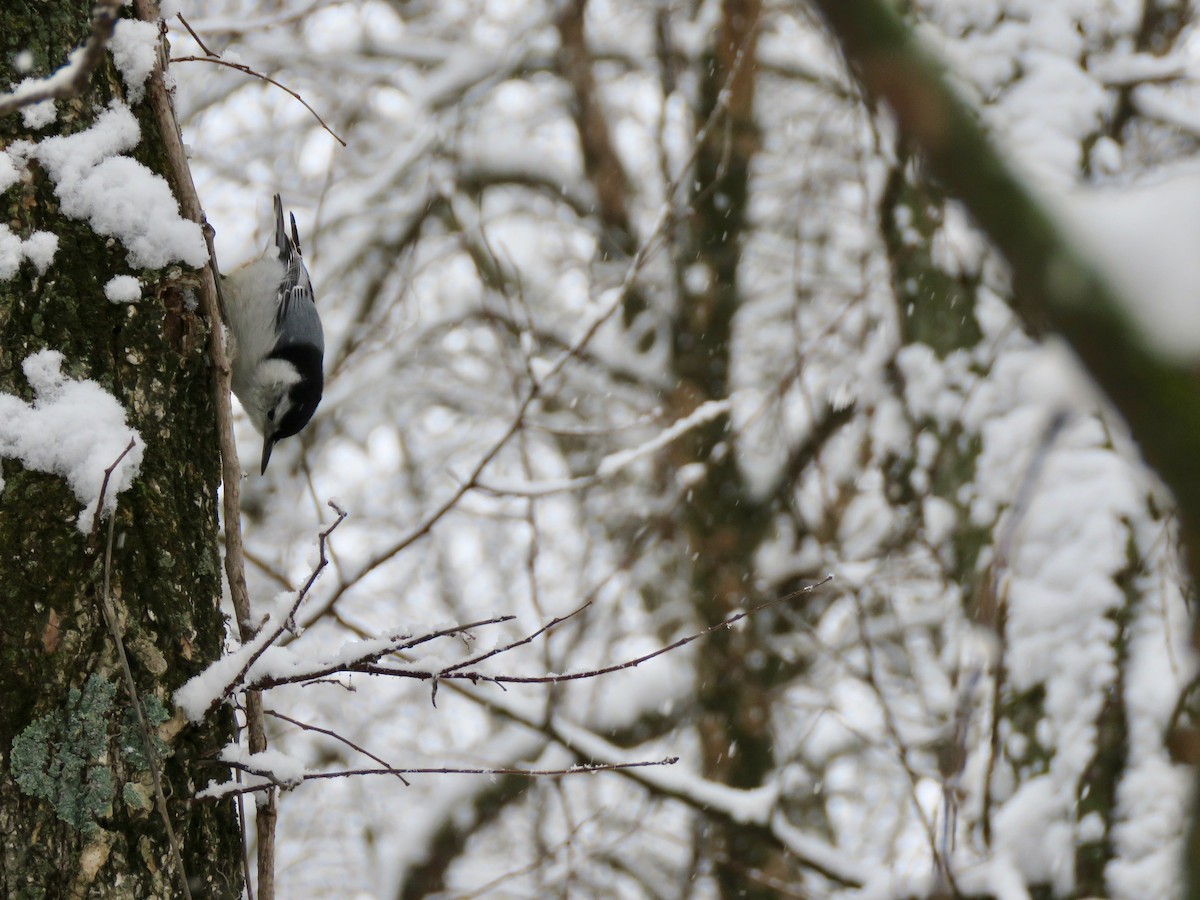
[0,2,241,897]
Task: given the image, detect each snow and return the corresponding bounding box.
[0,6,159,116]
[768,810,868,887]
[922,495,956,545]
[197,746,311,799]
[992,776,1076,893]
[0,150,18,193]
[0,39,104,127]
[175,591,298,722]
[1090,53,1185,87]
[596,399,732,478]
[25,103,207,269]
[104,275,142,304]
[1057,168,1200,359]
[176,583,484,721]
[109,19,161,104]
[0,350,143,533]
[0,226,58,280]
[222,745,311,787]
[18,94,55,130]
[20,231,58,274]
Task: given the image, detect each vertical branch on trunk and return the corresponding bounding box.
[131,2,273,895]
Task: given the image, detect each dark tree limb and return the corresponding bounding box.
[556,0,635,258]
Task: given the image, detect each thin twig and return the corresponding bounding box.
[299,389,541,627]
[264,708,411,786]
[0,0,122,117]
[429,597,588,707]
[352,577,834,687]
[849,586,953,893]
[250,577,836,693]
[88,437,137,546]
[208,757,680,798]
[169,55,347,146]
[288,501,348,623]
[176,14,220,58]
[439,599,593,677]
[95,442,193,900]
[211,503,349,702]
[241,614,517,700]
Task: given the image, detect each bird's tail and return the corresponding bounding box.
[273,194,290,262]
[273,194,304,259]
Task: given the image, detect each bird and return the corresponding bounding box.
[221,195,324,474]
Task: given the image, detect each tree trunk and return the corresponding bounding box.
[0,2,241,896]
[669,2,786,896]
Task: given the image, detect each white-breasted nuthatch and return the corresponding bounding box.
[222,195,324,474]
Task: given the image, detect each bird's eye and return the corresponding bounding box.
[267,408,276,421]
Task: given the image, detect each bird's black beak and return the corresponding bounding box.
[260,435,277,475]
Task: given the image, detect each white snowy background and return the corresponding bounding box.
[4,0,1198,897]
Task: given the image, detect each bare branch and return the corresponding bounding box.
[206,757,680,799]
[170,56,347,146]
[87,437,137,546]
[438,600,593,678]
[264,709,410,786]
[175,14,220,58]
[245,614,516,697]
[261,577,835,690]
[130,9,284,889]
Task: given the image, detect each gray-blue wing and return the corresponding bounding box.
[276,279,324,354]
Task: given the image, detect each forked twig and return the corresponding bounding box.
[176,13,220,58]
[169,55,347,146]
[223,576,839,698]
[349,577,835,688]
[264,708,411,786]
[88,437,137,546]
